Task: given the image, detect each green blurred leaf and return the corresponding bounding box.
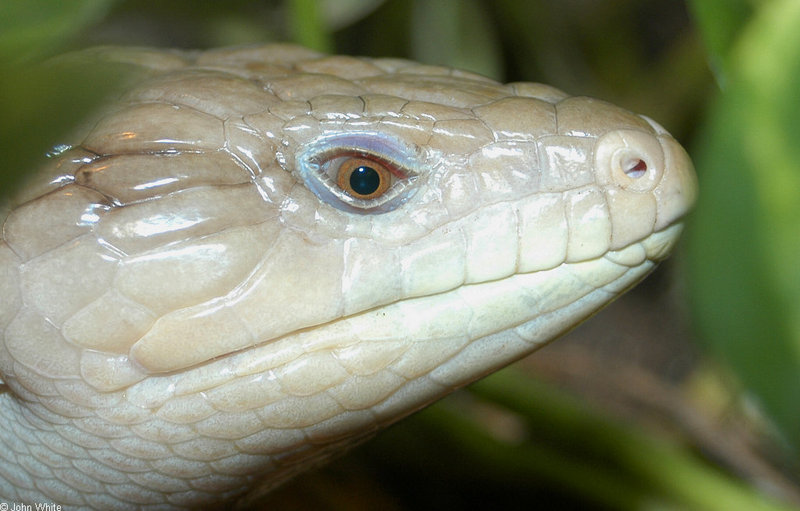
[286,0,333,52]
[687,0,752,86]
[0,0,123,200]
[0,51,151,201]
[688,0,800,454]
[0,0,116,65]
[320,0,386,31]
[410,0,502,79]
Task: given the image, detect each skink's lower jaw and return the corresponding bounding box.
[163,223,686,409]
[644,222,685,260]
[605,222,685,267]
[170,224,687,382]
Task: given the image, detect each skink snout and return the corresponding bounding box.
[594,117,697,251]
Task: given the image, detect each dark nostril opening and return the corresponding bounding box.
[624,158,648,178]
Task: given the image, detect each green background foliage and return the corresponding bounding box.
[1,0,799,508]
[687,0,800,459]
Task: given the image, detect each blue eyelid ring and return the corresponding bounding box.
[295,131,425,214]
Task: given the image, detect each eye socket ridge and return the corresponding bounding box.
[297,132,422,214]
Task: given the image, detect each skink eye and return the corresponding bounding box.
[336,157,393,200]
[296,132,421,214]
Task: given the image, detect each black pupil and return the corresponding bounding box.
[349,166,381,196]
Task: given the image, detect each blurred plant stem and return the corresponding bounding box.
[386,368,797,511]
[286,0,333,52]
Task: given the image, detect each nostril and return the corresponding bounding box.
[623,158,648,178]
[595,129,664,192]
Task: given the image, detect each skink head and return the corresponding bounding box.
[0,45,697,509]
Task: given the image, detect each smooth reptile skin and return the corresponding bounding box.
[0,44,696,509]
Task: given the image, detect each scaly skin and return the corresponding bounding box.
[0,44,697,509]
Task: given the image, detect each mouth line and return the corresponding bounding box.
[212,223,684,370]
[135,221,686,405]
[287,222,685,339]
